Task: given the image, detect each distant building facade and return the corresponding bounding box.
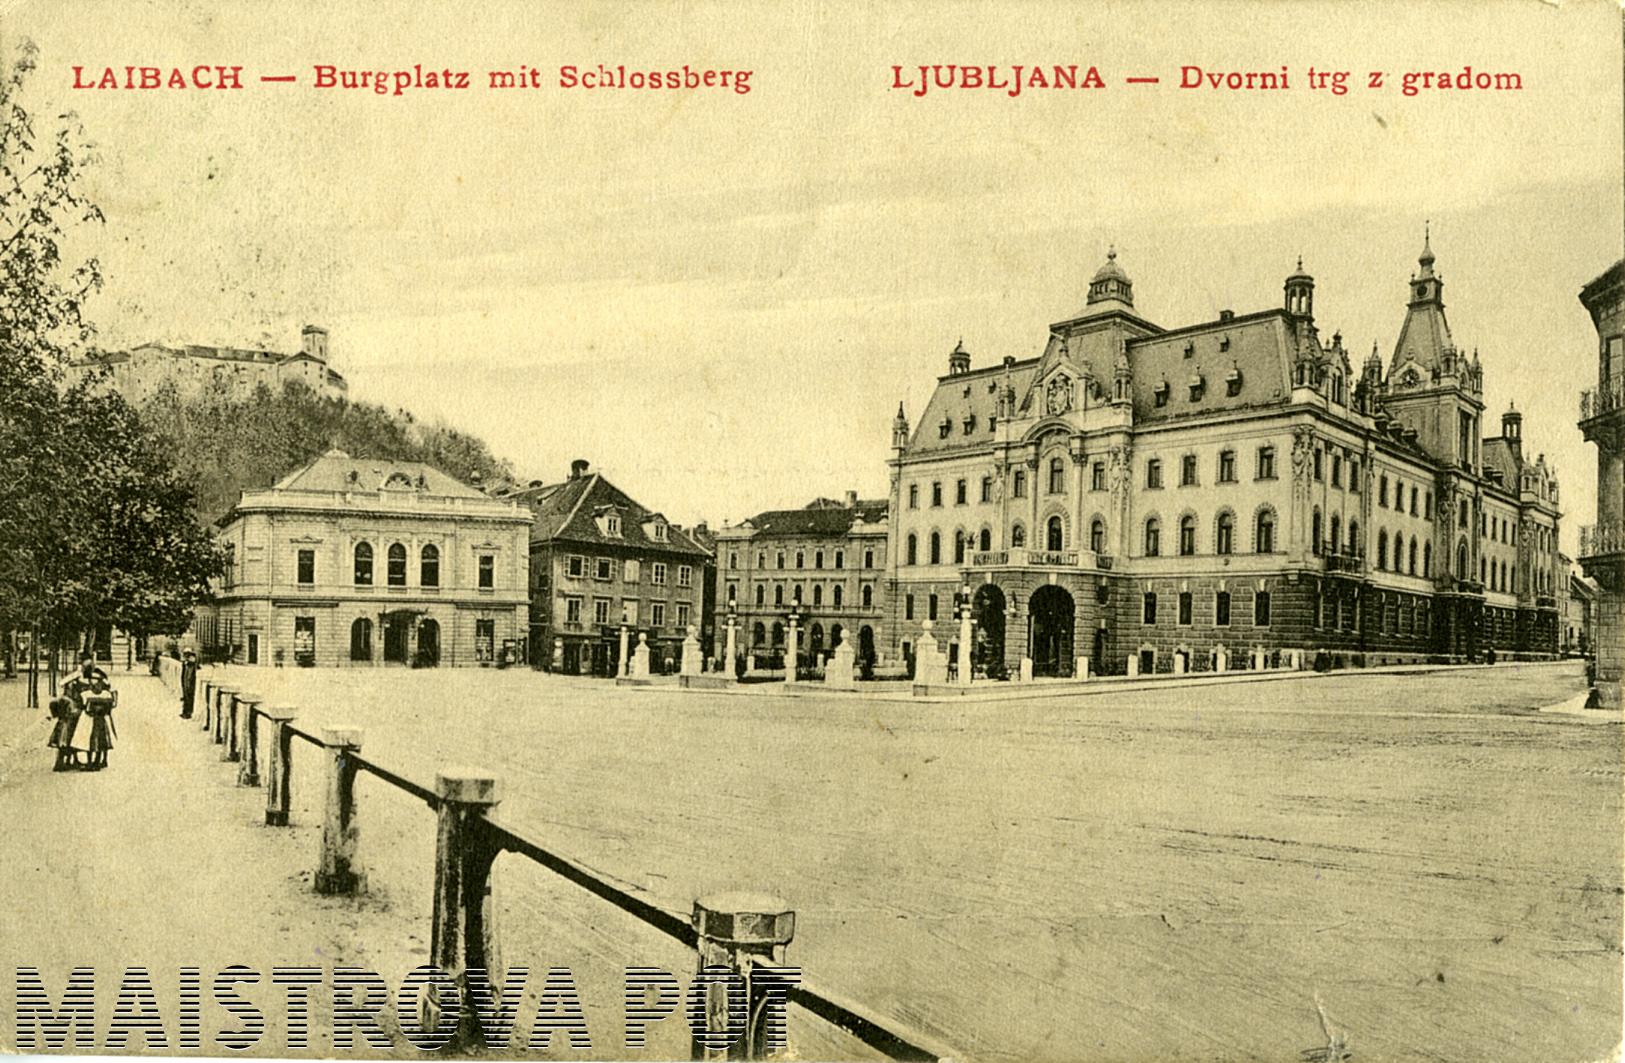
[886,238,1562,678]
[711,494,889,671]
[511,460,712,676]
[67,324,348,402]
[1579,260,1624,707]
[1563,566,1597,657]
[201,449,531,667]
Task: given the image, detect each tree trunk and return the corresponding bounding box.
[28,626,39,708]
[2,628,14,680]
[47,633,58,697]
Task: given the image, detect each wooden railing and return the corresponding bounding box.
[155,662,954,1061]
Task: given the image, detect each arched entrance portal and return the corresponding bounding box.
[1029,585,1075,677]
[417,619,440,667]
[383,612,412,664]
[350,618,373,662]
[972,584,1007,677]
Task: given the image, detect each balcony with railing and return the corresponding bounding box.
[1322,545,1366,576]
[1580,375,1625,422]
[969,548,1113,571]
[1579,521,1625,560]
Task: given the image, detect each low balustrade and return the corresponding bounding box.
[161,672,954,1061]
[1580,376,1625,421]
[1579,521,1625,559]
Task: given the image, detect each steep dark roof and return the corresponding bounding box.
[742,499,889,538]
[510,473,709,557]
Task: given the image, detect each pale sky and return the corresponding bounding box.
[11,0,1624,549]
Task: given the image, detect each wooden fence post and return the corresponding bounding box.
[263,707,297,826]
[213,685,237,744]
[222,691,252,762]
[236,694,263,785]
[201,680,214,731]
[425,769,504,1048]
[315,726,365,895]
[691,893,797,1060]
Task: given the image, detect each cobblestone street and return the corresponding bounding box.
[0,662,1617,1061]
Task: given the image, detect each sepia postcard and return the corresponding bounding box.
[0,1,1622,1061]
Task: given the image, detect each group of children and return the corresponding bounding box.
[46,655,118,772]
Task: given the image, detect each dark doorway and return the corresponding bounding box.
[418,619,440,667]
[1092,627,1106,670]
[1029,585,1075,677]
[247,634,259,665]
[350,618,373,662]
[972,584,1007,676]
[1140,648,1155,675]
[383,614,411,664]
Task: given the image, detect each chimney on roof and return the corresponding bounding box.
[844,490,858,508]
[570,458,590,480]
[301,324,329,361]
[1218,309,1234,322]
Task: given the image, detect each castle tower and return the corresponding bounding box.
[1284,257,1314,319]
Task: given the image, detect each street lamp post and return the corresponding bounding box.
[724,599,738,677]
[784,606,804,684]
[956,583,975,687]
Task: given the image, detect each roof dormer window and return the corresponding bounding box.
[963,414,977,435]
[938,417,952,439]
[1219,335,1231,352]
[1187,374,1206,402]
[1154,380,1170,408]
[1226,367,1244,396]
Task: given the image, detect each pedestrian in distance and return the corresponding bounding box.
[48,655,106,772]
[77,673,117,771]
[179,648,198,718]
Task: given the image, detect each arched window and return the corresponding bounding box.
[752,622,766,646]
[1179,515,1196,556]
[387,542,407,586]
[795,550,805,569]
[774,585,784,606]
[1480,557,1487,584]
[1255,509,1275,553]
[1456,541,1469,579]
[793,584,803,604]
[1090,518,1105,554]
[929,531,942,565]
[833,585,844,608]
[1144,517,1161,557]
[906,534,918,566]
[861,585,872,609]
[1408,538,1418,575]
[420,544,440,587]
[863,549,874,569]
[1048,456,1066,494]
[1377,530,1389,570]
[1394,533,1404,573]
[350,618,373,662]
[812,585,823,606]
[755,584,765,606]
[1347,519,1359,555]
[354,541,374,586]
[1312,508,1322,555]
[1047,516,1065,551]
[771,622,784,646]
[1011,522,1026,548]
[1423,542,1432,577]
[979,528,992,552]
[1330,515,1341,554]
[953,530,966,564]
[1216,511,1235,555]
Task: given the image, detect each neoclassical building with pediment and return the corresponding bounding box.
[883,238,1563,678]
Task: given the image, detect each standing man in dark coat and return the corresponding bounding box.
[179,649,199,718]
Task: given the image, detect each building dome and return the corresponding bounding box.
[1085,246,1135,310]
[1287,255,1312,283]
[1092,246,1129,284]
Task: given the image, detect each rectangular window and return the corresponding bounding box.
[1091,463,1106,492]
[623,599,639,624]
[652,562,668,585]
[624,559,640,583]
[909,484,919,509]
[478,554,494,589]
[1256,447,1276,480]
[980,476,993,503]
[955,479,967,505]
[1331,453,1342,487]
[651,602,666,627]
[905,594,915,621]
[293,616,316,659]
[1379,476,1389,507]
[567,555,585,578]
[296,549,315,585]
[1178,591,1193,625]
[1143,592,1158,625]
[593,598,610,625]
[1313,449,1323,481]
[1146,460,1163,489]
[931,482,943,507]
[1180,454,1198,486]
[677,565,692,588]
[1349,458,1361,492]
[1218,451,1236,483]
[475,619,495,663]
[1216,591,1231,626]
[1013,471,1026,498]
[565,597,583,624]
[1410,487,1419,516]
[676,603,690,627]
[595,558,612,581]
[1254,590,1272,626]
[928,594,938,621]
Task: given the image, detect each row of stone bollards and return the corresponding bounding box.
[161,665,811,1059]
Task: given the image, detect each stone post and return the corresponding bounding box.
[1215,645,1228,673]
[724,616,737,677]
[263,707,297,826]
[691,892,797,1061]
[957,609,974,687]
[1019,657,1034,683]
[201,679,214,730]
[222,691,248,762]
[315,726,366,895]
[1126,654,1139,677]
[1174,652,1187,676]
[681,625,702,677]
[235,692,263,783]
[618,624,630,677]
[213,685,238,744]
[1075,656,1091,681]
[424,770,504,1049]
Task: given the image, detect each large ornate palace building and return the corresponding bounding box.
[884,238,1563,677]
